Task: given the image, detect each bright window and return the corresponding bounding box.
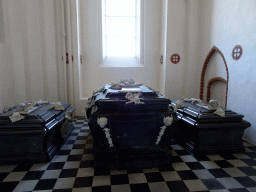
[101,0,143,66]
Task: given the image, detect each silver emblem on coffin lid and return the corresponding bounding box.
[125,92,145,105]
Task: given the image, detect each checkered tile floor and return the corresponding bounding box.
[1,118,256,192]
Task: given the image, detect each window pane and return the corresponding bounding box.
[106,17,135,38]
[106,37,135,57]
[106,0,135,17]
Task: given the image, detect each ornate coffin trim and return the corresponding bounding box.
[156,116,173,145]
[97,117,114,147]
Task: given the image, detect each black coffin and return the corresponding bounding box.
[171,100,251,154]
[0,102,75,163]
[86,84,177,169]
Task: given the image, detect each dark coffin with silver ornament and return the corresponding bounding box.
[86,83,177,169]
[170,100,251,154]
[0,102,75,163]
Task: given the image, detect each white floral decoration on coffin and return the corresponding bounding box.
[213,107,225,117]
[65,111,73,119]
[9,112,25,123]
[125,92,145,105]
[97,117,114,147]
[156,116,173,145]
[97,117,108,128]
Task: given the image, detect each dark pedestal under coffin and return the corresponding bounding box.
[86,84,177,169]
[0,102,75,163]
[171,101,251,154]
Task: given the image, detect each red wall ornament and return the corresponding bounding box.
[170,54,180,64]
[62,53,74,64]
[232,45,243,60]
[160,55,163,64]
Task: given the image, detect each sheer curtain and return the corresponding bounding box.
[54,0,81,108]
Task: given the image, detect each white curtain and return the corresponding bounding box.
[54,0,81,108]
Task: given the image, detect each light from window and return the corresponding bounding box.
[102,0,141,59]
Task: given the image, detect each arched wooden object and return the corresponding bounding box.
[207,77,227,103]
[199,46,229,108]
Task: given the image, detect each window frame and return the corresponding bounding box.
[99,0,144,67]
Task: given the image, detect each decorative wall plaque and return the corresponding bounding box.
[170,54,180,64]
[232,45,243,60]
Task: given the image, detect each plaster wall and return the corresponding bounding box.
[158,0,168,96]
[80,0,162,100]
[0,0,59,113]
[0,0,15,112]
[198,0,256,145]
[164,0,187,100]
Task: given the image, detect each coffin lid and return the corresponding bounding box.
[172,100,245,123]
[0,102,74,125]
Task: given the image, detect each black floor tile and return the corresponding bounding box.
[247,146,256,152]
[144,172,165,183]
[111,174,129,185]
[0,181,20,192]
[77,136,88,140]
[219,153,238,160]
[94,168,110,176]
[171,156,184,163]
[92,185,111,192]
[130,183,151,192]
[208,168,231,178]
[73,176,93,188]
[22,170,45,180]
[234,177,256,187]
[53,189,73,192]
[79,160,94,168]
[0,172,9,182]
[84,148,94,154]
[127,169,144,174]
[158,162,174,171]
[59,169,78,178]
[80,129,90,133]
[201,178,226,190]
[229,188,249,192]
[74,122,84,124]
[58,150,71,155]
[47,162,65,170]
[72,144,86,149]
[166,180,190,192]
[67,155,83,161]
[175,150,192,156]
[86,139,94,144]
[186,162,206,170]
[238,167,256,176]
[33,179,58,190]
[193,154,211,162]
[241,159,256,166]
[177,170,198,180]
[244,152,256,158]
[213,160,235,168]
[12,163,33,172]
[66,140,76,144]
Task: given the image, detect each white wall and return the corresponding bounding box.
[198,0,256,145]
[0,0,60,113]
[0,0,15,112]
[164,0,187,100]
[158,0,168,96]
